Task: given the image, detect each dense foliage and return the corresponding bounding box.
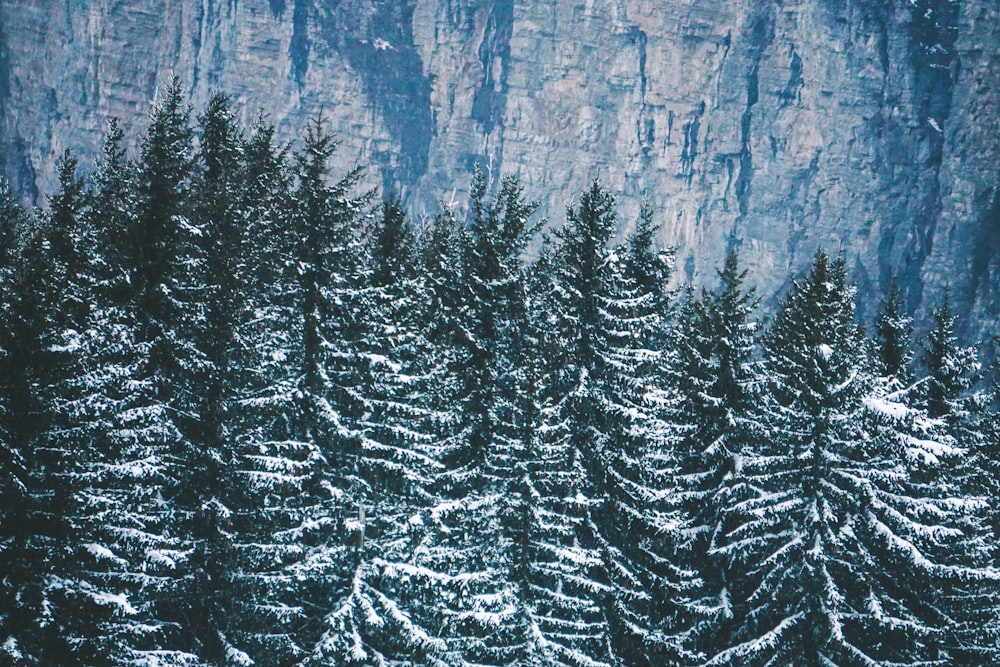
[1,86,998,666]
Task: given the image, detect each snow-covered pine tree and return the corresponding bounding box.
[472,225,615,666]
[0,151,114,663]
[408,203,490,661]
[915,291,1000,660]
[361,172,542,666]
[417,203,469,415]
[864,364,999,663]
[528,180,691,666]
[132,76,196,366]
[309,195,452,666]
[594,204,697,666]
[920,290,979,421]
[163,90,258,663]
[0,179,71,664]
[49,117,200,665]
[450,172,542,664]
[232,115,373,663]
[128,79,230,659]
[978,384,1000,570]
[710,249,998,665]
[221,114,323,666]
[30,151,110,664]
[531,187,617,662]
[873,276,914,382]
[672,249,762,660]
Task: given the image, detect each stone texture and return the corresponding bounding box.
[0,0,997,338]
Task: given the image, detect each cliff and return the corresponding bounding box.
[1,0,997,337]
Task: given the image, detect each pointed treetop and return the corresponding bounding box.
[372,194,416,286]
[874,275,914,380]
[197,91,244,183]
[921,288,980,418]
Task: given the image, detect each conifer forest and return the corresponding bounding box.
[1,83,999,666]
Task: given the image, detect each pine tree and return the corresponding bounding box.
[978,384,1000,570]
[346,172,544,666]
[874,276,914,381]
[596,204,696,666]
[222,115,321,665]
[0,155,103,663]
[710,250,997,665]
[917,292,1000,660]
[54,119,199,665]
[133,76,195,347]
[31,151,108,664]
[233,116,373,663]
[170,90,254,663]
[447,172,541,664]
[865,366,999,664]
[673,249,762,660]
[528,181,617,666]
[129,79,229,661]
[310,195,454,665]
[920,289,979,420]
[528,181,695,665]
[0,180,53,664]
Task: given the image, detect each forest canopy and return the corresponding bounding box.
[1,82,998,666]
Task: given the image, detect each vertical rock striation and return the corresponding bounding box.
[0,0,997,335]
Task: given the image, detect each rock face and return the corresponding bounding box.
[1,0,998,336]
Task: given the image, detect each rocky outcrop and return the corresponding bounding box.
[1,0,997,338]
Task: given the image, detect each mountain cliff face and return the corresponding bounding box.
[1,0,997,336]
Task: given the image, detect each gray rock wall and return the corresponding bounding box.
[1,0,997,337]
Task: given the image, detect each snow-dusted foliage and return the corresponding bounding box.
[32,122,196,665]
[231,116,374,664]
[535,183,696,666]
[1,88,998,666]
[309,196,453,666]
[708,250,999,665]
[671,249,763,660]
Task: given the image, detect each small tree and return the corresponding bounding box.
[920,289,979,420]
[873,276,914,381]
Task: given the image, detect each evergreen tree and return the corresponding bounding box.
[866,372,999,664]
[234,116,372,663]
[977,384,1000,571]
[133,76,195,346]
[0,180,52,664]
[597,205,695,666]
[528,181,617,666]
[173,90,254,663]
[0,154,102,663]
[130,79,226,660]
[223,115,322,665]
[55,119,199,665]
[349,172,544,666]
[710,250,997,665]
[873,276,914,381]
[673,249,762,660]
[32,151,106,664]
[917,293,1000,660]
[530,181,695,665]
[448,172,541,664]
[920,289,979,420]
[311,195,453,665]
